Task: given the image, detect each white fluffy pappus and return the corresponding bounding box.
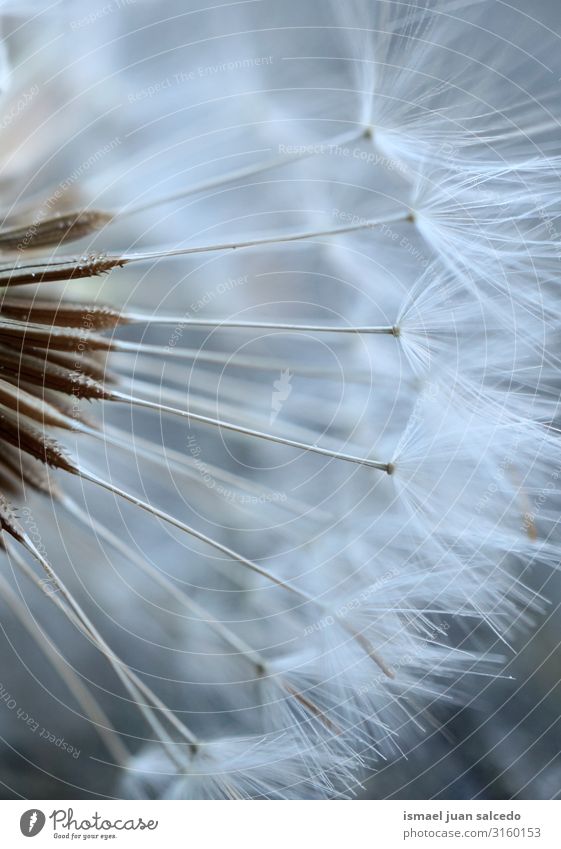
[0,0,559,800]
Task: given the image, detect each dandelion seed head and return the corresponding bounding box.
[0,0,559,800]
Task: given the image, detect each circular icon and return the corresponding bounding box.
[20,810,46,837]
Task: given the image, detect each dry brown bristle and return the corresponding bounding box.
[0,320,115,352]
[0,495,25,540]
[0,444,60,497]
[0,378,74,429]
[0,254,125,287]
[0,407,77,473]
[0,345,111,399]
[40,349,115,384]
[0,299,124,330]
[0,210,113,253]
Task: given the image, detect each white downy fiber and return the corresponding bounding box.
[0,0,559,799]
